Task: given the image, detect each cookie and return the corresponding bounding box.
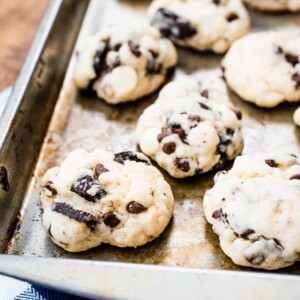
[223,31,300,108]
[148,0,250,53]
[74,25,177,104]
[41,149,174,252]
[136,80,243,178]
[293,106,300,126]
[244,0,300,11]
[204,151,300,270]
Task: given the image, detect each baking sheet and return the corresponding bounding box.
[6,0,300,274]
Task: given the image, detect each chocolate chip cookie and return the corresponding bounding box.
[41,149,174,252]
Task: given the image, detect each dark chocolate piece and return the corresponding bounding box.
[51,202,97,229]
[71,175,106,202]
[43,181,57,196]
[103,212,120,228]
[94,163,109,178]
[265,159,278,168]
[126,201,147,214]
[174,157,190,172]
[114,151,150,165]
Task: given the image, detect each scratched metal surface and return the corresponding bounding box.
[6,0,300,274]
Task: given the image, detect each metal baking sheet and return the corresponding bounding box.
[1,0,300,298]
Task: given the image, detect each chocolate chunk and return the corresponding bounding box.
[213,0,221,5]
[163,142,176,154]
[112,43,122,51]
[246,254,265,265]
[240,229,255,239]
[147,60,163,75]
[201,89,209,98]
[212,208,227,219]
[199,102,210,110]
[174,157,190,172]
[71,175,106,202]
[285,53,299,67]
[290,174,300,180]
[265,159,278,168]
[108,56,121,71]
[0,166,9,191]
[157,132,171,143]
[93,42,108,76]
[128,40,141,57]
[226,12,239,22]
[126,201,147,214]
[94,163,109,178]
[114,151,150,165]
[43,181,57,196]
[152,8,197,40]
[103,212,120,228]
[233,109,242,120]
[226,128,235,136]
[188,115,201,122]
[292,73,300,89]
[51,202,97,229]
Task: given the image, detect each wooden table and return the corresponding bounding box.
[0,0,49,91]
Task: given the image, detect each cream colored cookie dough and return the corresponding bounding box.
[244,0,300,11]
[148,0,250,53]
[293,107,300,126]
[204,151,300,270]
[223,31,300,108]
[74,25,177,104]
[41,149,174,252]
[136,80,243,178]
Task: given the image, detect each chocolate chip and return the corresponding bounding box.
[212,208,226,219]
[188,115,201,122]
[240,229,255,239]
[71,175,106,202]
[290,174,300,180]
[246,254,265,265]
[114,151,150,165]
[226,128,235,136]
[112,43,122,51]
[126,201,147,214]
[265,159,278,168]
[292,73,300,89]
[0,166,9,191]
[93,42,108,76]
[199,102,210,110]
[233,109,242,120]
[213,0,221,5]
[226,12,239,22]
[157,132,171,142]
[163,142,176,154]
[128,40,141,57]
[172,128,186,141]
[201,89,209,98]
[285,53,299,67]
[94,163,109,178]
[43,181,57,196]
[103,212,120,228]
[51,202,97,229]
[174,157,190,172]
[152,8,197,40]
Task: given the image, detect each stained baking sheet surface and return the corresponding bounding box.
[6,0,300,275]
